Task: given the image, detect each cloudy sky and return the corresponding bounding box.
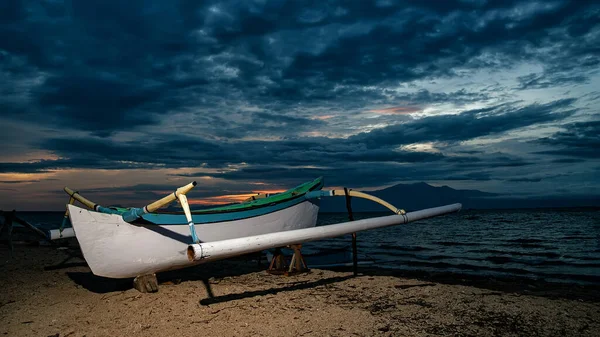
[1,0,599,210]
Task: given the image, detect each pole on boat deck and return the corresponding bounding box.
[344,188,358,276]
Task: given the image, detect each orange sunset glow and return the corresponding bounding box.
[311,115,335,120]
[188,189,286,206]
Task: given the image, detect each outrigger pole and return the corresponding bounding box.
[187,203,461,262]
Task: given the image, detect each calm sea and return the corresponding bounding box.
[10,208,600,285]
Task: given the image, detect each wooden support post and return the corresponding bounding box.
[287,244,308,274]
[344,188,358,276]
[352,233,358,276]
[133,273,159,293]
[267,245,309,276]
[268,247,287,271]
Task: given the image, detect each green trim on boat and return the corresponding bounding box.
[190,176,324,214]
[104,177,324,215]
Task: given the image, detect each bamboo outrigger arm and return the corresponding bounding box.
[63,181,197,221]
[63,187,120,214]
[51,182,198,240]
[305,189,406,215]
[51,187,119,240]
[121,181,197,222]
[176,193,200,243]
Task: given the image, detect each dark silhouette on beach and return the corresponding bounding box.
[0,209,16,259]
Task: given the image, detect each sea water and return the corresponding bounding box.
[10,208,600,285]
[304,208,600,285]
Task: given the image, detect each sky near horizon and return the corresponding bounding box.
[0,0,599,211]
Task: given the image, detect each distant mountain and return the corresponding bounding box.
[318,182,600,212]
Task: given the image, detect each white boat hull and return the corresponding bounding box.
[68,200,320,278]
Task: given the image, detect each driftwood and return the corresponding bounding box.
[13,216,47,239]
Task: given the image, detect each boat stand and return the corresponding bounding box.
[266,244,309,276]
[133,273,159,293]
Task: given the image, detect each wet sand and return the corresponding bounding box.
[1,244,599,337]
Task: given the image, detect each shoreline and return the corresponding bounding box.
[1,245,599,336]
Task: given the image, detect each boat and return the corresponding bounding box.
[61,177,461,280]
[49,177,403,241]
[50,177,325,241]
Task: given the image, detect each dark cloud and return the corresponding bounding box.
[36,74,164,134]
[349,99,577,148]
[209,111,327,139]
[1,0,597,136]
[534,120,600,158]
[283,1,599,91]
[20,133,445,174]
[191,160,499,186]
[39,136,230,169]
[453,155,533,169]
[517,72,589,90]
[551,158,586,164]
[0,1,215,134]
[506,177,543,183]
[454,150,485,155]
[437,172,493,182]
[534,148,599,159]
[0,0,598,206]
[253,112,322,128]
[505,173,571,183]
[0,93,582,193]
[0,158,149,174]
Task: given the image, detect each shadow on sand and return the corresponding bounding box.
[44,246,88,271]
[199,275,355,306]
[58,249,600,302]
[67,272,133,293]
[65,253,270,294]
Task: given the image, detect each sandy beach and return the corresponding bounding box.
[1,243,599,337]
